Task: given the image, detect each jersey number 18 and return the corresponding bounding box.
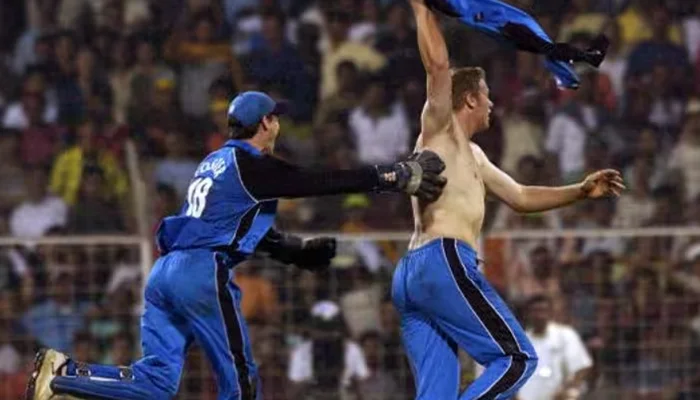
[185,177,213,218]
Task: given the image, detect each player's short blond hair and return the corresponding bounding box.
[451,67,486,110]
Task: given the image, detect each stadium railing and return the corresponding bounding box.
[1,226,699,399]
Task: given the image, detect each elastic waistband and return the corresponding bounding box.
[408,237,478,260]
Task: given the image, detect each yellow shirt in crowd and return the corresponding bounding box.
[617,7,683,50]
[49,147,129,205]
[321,42,386,99]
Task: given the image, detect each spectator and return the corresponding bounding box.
[578,199,626,257]
[12,0,57,75]
[348,74,409,165]
[612,155,656,228]
[558,0,607,42]
[247,9,315,121]
[545,68,614,182]
[164,11,244,118]
[651,185,684,227]
[204,99,230,153]
[579,138,613,181]
[669,245,700,298]
[108,36,133,125]
[127,37,176,125]
[668,99,700,202]
[625,4,690,90]
[339,195,372,232]
[50,31,77,83]
[154,130,199,197]
[297,0,334,39]
[499,88,546,175]
[339,195,399,270]
[88,279,139,345]
[71,330,98,363]
[616,0,683,51]
[252,324,289,400]
[645,64,685,135]
[138,76,185,156]
[54,46,112,126]
[296,23,322,97]
[518,295,593,400]
[0,292,23,375]
[321,9,386,99]
[0,352,32,400]
[152,183,180,252]
[513,246,567,322]
[350,0,381,45]
[91,28,119,71]
[669,194,700,262]
[234,259,279,323]
[375,2,416,60]
[0,133,27,212]
[288,300,369,399]
[50,119,128,205]
[314,60,361,128]
[615,268,673,399]
[622,128,669,191]
[283,268,321,330]
[266,85,316,163]
[399,76,426,141]
[340,264,383,337]
[103,331,135,366]
[67,166,126,233]
[105,248,141,300]
[9,167,68,239]
[2,69,58,130]
[685,3,700,62]
[0,241,32,310]
[377,297,404,376]
[21,270,90,352]
[357,331,403,400]
[616,89,655,150]
[598,20,629,104]
[17,88,65,167]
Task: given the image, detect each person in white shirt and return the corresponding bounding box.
[349,74,410,165]
[2,72,58,130]
[349,0,380,45]
[668,99,700,202]
[518,295,593,400]
[288,300,369,399]
[545,69,618,181]
[9,167,67,239]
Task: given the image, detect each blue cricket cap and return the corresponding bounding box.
[227,91,288,127]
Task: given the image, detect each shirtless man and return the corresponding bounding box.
[391,2,625,399]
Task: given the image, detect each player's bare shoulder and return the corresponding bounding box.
[468,141,489,168]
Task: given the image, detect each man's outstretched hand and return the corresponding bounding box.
[581,169,626,198]
[377,150,448,202]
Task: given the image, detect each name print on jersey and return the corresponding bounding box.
[196,157,227,178]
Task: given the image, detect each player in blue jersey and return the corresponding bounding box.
[25,91,447,400]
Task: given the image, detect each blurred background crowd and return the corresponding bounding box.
[1,0,700,399]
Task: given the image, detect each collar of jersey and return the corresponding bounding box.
[223,140,263,157]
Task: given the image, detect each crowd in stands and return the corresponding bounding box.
[1,0,700,398]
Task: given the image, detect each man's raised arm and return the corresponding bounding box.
[410,0,452,136]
